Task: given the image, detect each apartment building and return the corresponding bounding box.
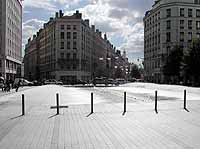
[24,10,129,84]
[144,0,200,83]
[0,0,22,80]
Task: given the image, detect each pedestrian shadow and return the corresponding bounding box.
[48,114,58,119]
[184,108,190,112]
[86,112,93,117]
[10,115,23,120]
[122,111,126,116]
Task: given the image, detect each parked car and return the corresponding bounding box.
[13,78,33,87]
[74,80,87,85]
[128,78,137,82]
[56,80,63,85]
[93,77,107,86]
[136,79,144,82]
[116,78,126,84]
[44,79,63,85]
[107,78,119,86]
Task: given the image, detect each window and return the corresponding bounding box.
[67,32,71,39]
[195,0,200,4]
[188,9,192,17]
[188,20,192,29]
[180,8,184,17]
[60,42,64,49]
[166,32,171,42]
[73,53,76,59]
[167,46,171,55]
[73,41,77,49]
[60,53,64,59]
[67,25,71,30]
[67,41,70,49]
[197,21,200,29]
[73,32,77,39]
[166,9,171,17]
[180,32,184,42]
[166,20,171,29]
[188,32,192,42]
[61,25,64,30]
[73,64,76,70]
[73,25,77,30]
[180,20,184,29]
[66,53,70,59]
[60,32,64,39]
[197,9,200,17]
[197,33,200,38]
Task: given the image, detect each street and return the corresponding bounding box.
[0,83,200,148]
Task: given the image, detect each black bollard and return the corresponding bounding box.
[91,92,94,113]
[184,90,186,110]
[155,91,158,113]
[56,93,59,115]
[22,94,25,115]
[124,92,126,114]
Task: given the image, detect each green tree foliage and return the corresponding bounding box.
[163,45,184,83]
[130,64,141,79]
[184,38,200,86]
[115,67,123,78]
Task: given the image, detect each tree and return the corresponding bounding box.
[184,38,200,86]
[130,64,141,79]
[163,45,184,84]
[114,67,123,78]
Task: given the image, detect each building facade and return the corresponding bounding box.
[24,10,129,84]
[144,0,200,83]
[0,0,22,80]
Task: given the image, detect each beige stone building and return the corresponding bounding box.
[24,10,129,84]
[0,0,22,80]
[144,0,200,83]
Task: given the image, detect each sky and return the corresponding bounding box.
[22,0,154,62]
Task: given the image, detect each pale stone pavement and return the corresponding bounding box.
[0,85,200,149]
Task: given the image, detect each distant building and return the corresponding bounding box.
[144,0,200,83]
[0,0,22,80]
[24,10,129,84]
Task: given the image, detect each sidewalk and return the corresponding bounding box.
[0,85,200,149]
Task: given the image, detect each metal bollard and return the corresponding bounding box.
[124,92,126,114]
[22,94,25,115]
[91,92,94,113]
[56,93,59,115]
[184,90,186,110]
[155,91,158,113]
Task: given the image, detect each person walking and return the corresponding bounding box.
[15,80,21,92]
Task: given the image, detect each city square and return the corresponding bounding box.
[1,0,200,148]
[0,83,200,148]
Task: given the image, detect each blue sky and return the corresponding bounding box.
[22,0,154,62]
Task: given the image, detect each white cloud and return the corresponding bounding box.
[63,0,146,54]
[22,0,154,59]
[23,0,57,11]
[22,19,45,48]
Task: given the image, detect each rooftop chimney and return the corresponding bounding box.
[92,25,95,32]
[59,10,63,17]
[55,12,59,18]
[104,33,107,40]
[85,19,89,26]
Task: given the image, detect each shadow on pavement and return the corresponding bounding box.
[48,114,59,119]
[10,115,24,120]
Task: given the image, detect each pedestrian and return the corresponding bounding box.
[15,80,21,92]
[5,79,10,92]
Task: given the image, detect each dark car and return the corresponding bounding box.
[74,80,87,85]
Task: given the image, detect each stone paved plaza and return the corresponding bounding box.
[0,84,200,149]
